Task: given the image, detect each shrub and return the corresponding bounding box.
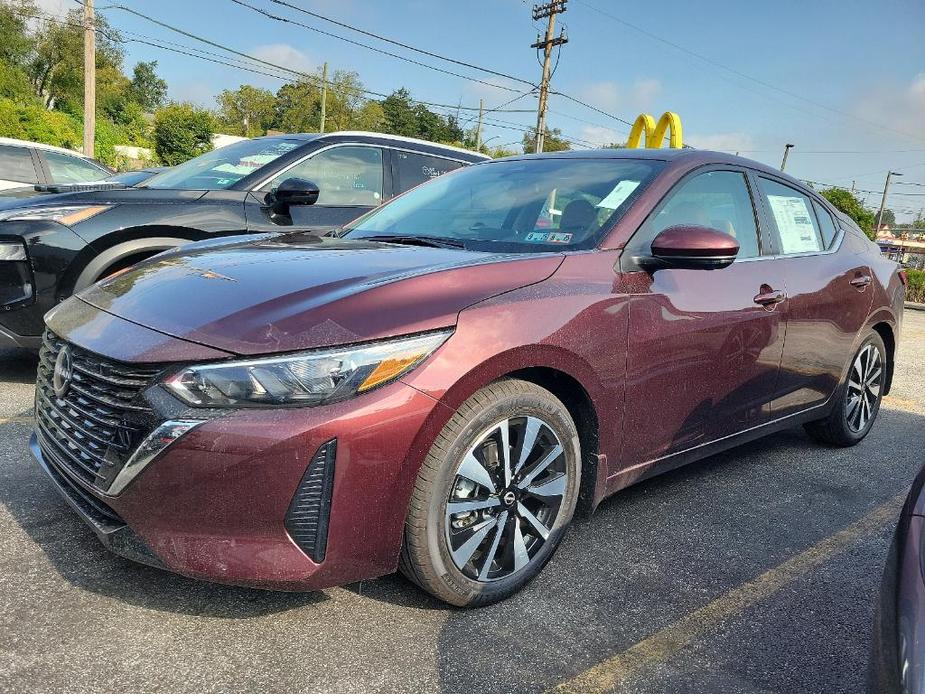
[907,268,925,303]
[153,103,214,166]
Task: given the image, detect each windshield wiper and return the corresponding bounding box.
[361,235,467,250]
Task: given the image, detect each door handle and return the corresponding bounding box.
[850,275,872,289]
[753,288,786,306]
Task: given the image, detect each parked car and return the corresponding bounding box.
[0,137,112,191]
[872,464,925,693]
[0,132,487,349]
[30,149,904,606]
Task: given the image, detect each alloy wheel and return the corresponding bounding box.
[845,343,883,433]
[444,415,568,582]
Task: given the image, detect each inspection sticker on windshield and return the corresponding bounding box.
[597,180,640,210]
[526,232,572,243]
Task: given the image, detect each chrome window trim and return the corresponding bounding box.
[251,142,472,196]
[732,227,845,263]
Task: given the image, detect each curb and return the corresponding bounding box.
[905,302,925,312]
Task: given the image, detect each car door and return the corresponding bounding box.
[752,176,875,418]
[248,144,386,234]
[620,168,787,467]
[0,144,41,190]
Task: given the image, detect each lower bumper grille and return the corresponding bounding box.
[35,330,163,491]
[285,440,337,563]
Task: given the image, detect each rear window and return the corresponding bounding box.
[0,145,38,184]
[394,152,463,192]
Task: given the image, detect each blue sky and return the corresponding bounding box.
[42,0,925,221]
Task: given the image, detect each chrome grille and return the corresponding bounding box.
[35,330,163,490]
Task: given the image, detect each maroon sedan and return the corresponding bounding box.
[31,149,904,606]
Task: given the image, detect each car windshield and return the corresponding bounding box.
[344,157,664,252]
[143,138,304,190]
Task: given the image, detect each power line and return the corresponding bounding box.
[261,0,535,88]
[226,0,525,93]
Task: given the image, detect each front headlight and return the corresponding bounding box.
[0,205,112,226]
[164,330,452,408]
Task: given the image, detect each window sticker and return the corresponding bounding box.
[597,180,640,210]
[767,195,820,254]
[547,232,573,244]
[525,232,548,242]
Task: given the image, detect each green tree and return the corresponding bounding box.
[128,61,167,112]
[877,208,896,227]
[349,100,385,131]
[216,84,276,137]
[381,88,419,137]
[522,127,571,153]
[27,9,124,112]
[153,103,214,165]
[820,188,876,240]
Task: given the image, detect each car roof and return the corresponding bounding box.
[0,136,93,159]
[497,147,812,189]
[247,131,491,161]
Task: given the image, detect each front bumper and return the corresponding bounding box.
[31,379,444,591]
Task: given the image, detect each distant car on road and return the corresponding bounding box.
[30,148,904,606]
[0,137,112,191]
[0,132,488,349]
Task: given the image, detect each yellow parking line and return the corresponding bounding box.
[0,414,32,426]
[549,492,906,694]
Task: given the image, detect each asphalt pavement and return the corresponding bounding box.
[1,311,924,694]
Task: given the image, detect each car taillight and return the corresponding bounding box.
[899,269,908,286]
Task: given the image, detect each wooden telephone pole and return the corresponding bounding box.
[83,0,95,157]
[531,1,568,154]
[319,62,328,134]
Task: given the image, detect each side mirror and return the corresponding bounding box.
[645,225,739,270]
[265,177,320,215]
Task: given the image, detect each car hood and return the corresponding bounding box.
[0,186,208,210]
[77,233,564,356]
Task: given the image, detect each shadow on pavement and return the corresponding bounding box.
[431,407,925,694]
[0,348,38,385]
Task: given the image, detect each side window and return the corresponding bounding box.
[813,200,839,249]
[757,178,824,255]
[0,145,39,184]
[394,152,462,192]
[264,146,383,206]
[43,151,107,184]
[631,170,761,259]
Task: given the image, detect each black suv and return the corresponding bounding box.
[0,132,488,350]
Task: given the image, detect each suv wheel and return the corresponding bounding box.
[400,379,581,606]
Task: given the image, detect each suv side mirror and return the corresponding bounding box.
[645,225,740,270]
[266,177,320,215]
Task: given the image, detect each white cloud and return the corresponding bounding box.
[250,44,315,75]
[575,78,662,114]
[855,72,925,136]
[578,125,624,147]
[34,0,69,14]
[685,132,754,153]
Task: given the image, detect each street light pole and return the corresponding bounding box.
[779,143,794,172]
[82,0,95,157]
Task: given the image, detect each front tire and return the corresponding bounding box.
[804,331,886,447]
[400,379,581,607]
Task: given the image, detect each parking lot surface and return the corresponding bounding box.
[2,311,924,694]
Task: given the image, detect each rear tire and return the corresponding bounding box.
[400,379,581,607]
[804,331,886,447]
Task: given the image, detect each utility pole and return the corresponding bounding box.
[851,180,856,194]
[779,143,794,171]
[82,0,95,158]
[319,62,328,134]
[876,171,902,231]
[475,98,484,151]
[531,1,568,154]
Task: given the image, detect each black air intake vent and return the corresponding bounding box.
[285,440,336,562]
